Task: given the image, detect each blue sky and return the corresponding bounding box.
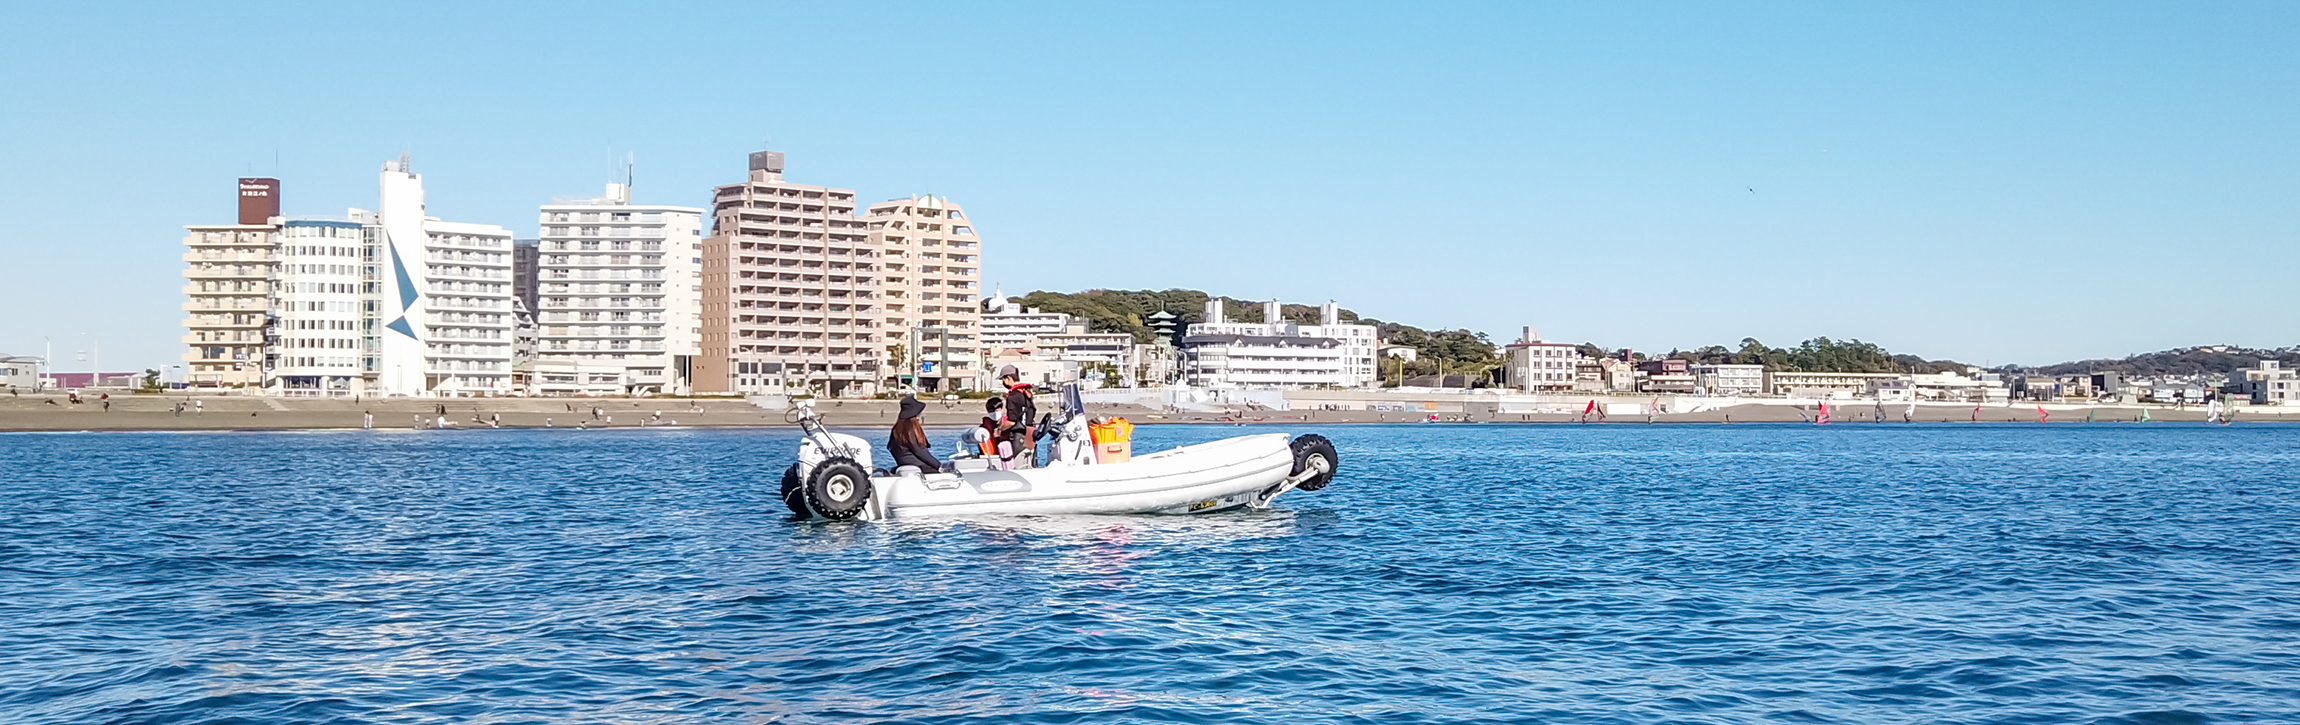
[3,2,2293,370]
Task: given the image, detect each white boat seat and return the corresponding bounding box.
[921,473,964,491]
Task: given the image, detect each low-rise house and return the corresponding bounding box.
[1,354,40,390]
[1768,371,1907,399]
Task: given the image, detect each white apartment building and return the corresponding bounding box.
[531,184,704,395]
[1182,299,1378,389]
[697,150,882,397]
[1504,327,1579,393]
[268,220,370,395]
[1692,363,1766,396]
[2233,360,2298,405]
[981,293,1075,349]
[375,157,517,397]
[180,162,516,397]
[868,194,984,392]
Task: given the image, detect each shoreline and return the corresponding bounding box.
[0,391,2279,433]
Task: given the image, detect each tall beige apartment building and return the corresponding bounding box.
[181,178,282,389]
[697,151,884,397]
[866,194,983,391]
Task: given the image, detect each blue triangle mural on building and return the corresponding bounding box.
[385,231,421,339]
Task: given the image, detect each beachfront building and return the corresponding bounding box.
[868,194,983,392]
[1911,370,2008,402]
[1767,371,1908,399]
[266,220,369,396]
[981,294,1076,349]
[1503,326,1579,393]
[182,177,282,390]
[1181,299,1378,389]
[374,157,519,397]
[2232,360,2298,405]
[1035,331,1141,387]
[1692,363,1766,396]
[530,184,705,395]
[178,162,519,397]
[696,149,881,397]
[1,354,40,390]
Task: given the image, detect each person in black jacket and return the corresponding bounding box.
[996,365,1037,468]
[888,395,942,473]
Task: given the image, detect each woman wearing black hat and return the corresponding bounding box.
[889,395,943,473]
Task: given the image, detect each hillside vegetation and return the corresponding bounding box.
[1663,338,1974,374]
[2006,347,2300,377]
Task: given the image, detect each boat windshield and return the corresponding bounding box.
[1060,381,1086,419]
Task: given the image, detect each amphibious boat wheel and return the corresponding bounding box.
[803,457,873,520]
[1289,434,1338,491]
[779,464,808,517]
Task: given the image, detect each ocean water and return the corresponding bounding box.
[3,423,2297,724]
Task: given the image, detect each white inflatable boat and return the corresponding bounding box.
[777,390,1338,521]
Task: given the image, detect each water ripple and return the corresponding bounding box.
[2,424,2298,723]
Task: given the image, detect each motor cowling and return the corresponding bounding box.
[796,431,874,480]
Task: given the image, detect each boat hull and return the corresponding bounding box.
[865,433,1298,519]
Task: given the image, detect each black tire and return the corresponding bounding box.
[1289,434,1338,491]
[779,464,808,517]
[803,457,873,520]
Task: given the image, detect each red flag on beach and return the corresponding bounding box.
[2037,406,2049,423]
[1818,401,1832,425]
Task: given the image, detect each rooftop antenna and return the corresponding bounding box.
[398,148,411,173]
[626,151,635,189]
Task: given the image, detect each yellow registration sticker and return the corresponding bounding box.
[1188,499,1218,512]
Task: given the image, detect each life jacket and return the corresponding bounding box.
[978,416,1000,455]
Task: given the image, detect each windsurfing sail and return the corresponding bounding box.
[1905,399,1917,423]
[1818,401,1832,425]
[2037,405,2050,423]
[2140,407,2151,422]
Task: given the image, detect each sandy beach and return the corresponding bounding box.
[0,391,2266,433]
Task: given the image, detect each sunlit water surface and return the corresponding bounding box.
[4,423,2297,724]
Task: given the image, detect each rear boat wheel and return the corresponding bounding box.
[1289,434,1338,491]
[803,457,873,520]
